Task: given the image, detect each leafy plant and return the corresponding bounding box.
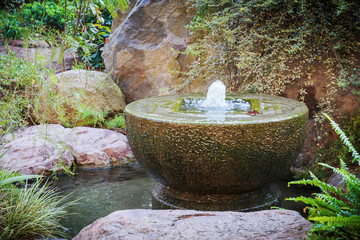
[324,113,360,163]
[287,114,360,239]
[183,0,360,118]
[297,111,360,181]
[104,113,125,129]
[22,0,69,31]
[0,10,27,40]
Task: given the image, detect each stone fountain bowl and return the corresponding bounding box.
[125,93,308,195]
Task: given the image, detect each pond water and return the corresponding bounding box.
[53,165,157,237]
[53,165,316,238]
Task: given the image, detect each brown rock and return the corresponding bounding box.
[282,66,360,167]
[111,0,137,30]
[74,209,312,240]
[37,70,126,126]
[103,0,195,103]
[0,124,134,175]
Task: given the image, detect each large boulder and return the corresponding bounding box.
[38,70,126,126]
[73,209,312,240]
[0,125,134,175]
[111,0,137,30]
[103,0,195,103]
[0,125,73,175]
[67,127,134,168]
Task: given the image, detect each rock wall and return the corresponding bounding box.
[282,65,360,169]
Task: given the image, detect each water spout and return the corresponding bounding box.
[201,80,228,109]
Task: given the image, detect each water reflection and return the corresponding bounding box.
[53,166,316,238]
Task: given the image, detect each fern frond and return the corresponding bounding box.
[324,113,360,163]
[313,195,349,216]
[320,161,360,206]
[310,215,360,229]
[340,158,349,172]
[314,192,349,209]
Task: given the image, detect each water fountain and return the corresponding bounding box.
[125,81,308,211]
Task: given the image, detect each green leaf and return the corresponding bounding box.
[0,175,43,186]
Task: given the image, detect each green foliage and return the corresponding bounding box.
[0,0,33,11]
[0,177,73,239]
[0,52,45,137]
[309,110,360,180]
[103,0,129,17]
[184,0,360,116]
[104,113,125,129]
[0,174,42,187]
[287,114,360,239]
[22,0,68,31]
[0,0,128,69]
[76,7,112,69]
[324,113,360,163]
[0,10,27,40]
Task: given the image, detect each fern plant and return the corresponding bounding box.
[287,114,360,239]
[324,113,360,164]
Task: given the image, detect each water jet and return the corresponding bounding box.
[125,81,308,211]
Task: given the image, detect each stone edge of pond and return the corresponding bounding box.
[73,209,311,240]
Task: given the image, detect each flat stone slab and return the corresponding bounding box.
[73,209,311,240]
[0,124,134,175]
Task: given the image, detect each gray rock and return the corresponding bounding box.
[0,125,73,175]
[37,70,126,126]
[111,0,137,30]
[0,124,134,175]
[327,171,360,189]
[67,127,134,168]
[0,41,75,72]
[73,209,311,240]
[103,0,195,102]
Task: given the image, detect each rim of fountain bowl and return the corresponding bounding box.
[125,93,309,125]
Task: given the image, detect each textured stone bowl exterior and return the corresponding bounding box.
[125,93,308,195]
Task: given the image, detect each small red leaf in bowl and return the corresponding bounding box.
[248,110,259,116]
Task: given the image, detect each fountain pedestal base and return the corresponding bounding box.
[152,184,281,212]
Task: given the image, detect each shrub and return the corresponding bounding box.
[75,6,112,69]
[22,1,68,31]
[287,114,360,239]
[0,51,45,137]
[313,110,360,180]
[0,10,27,40]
